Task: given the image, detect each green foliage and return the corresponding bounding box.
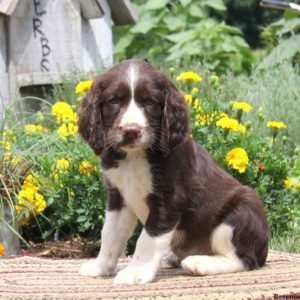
[1,65,299,253]
[113,0,254,73]
[1,89,106,242]
[175,69,300,239]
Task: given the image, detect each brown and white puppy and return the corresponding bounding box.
[78,60,269,285]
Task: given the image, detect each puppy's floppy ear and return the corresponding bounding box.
[160,77,189,156]
[78,77,105,155]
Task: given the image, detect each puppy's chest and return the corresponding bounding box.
[104,152,152,223]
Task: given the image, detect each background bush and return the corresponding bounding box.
[113,0,254,73]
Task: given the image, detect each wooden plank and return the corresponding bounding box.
[80,0,104,19]
[108,0,137,25]
[0,0,19,16]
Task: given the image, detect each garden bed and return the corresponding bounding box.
[1,250,300,299]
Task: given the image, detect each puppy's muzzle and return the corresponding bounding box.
[121,123,142,146]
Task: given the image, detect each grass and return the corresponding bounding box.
[220,60,300,147]
[270,229,300,253]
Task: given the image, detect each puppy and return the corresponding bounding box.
[78,60,269,285]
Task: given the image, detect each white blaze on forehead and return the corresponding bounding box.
[120,64,147,127]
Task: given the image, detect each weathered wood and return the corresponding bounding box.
[0,0,136,108]
[80,0,104,19]
[0,0,19,16]
[108,0,138,25]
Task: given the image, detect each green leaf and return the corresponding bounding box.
[179,0,192,7]
[166,29,196,43]
[145,0,169,10]
[283,10,299,21]
[164,16,185,31]
[77,215,87,222]
[130,19,156,34]
[189,4,204,18]
[204,0,226,11]
[279,18,300,35]
[114,34,135,55]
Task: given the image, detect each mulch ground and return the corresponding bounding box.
[1,250,300,300]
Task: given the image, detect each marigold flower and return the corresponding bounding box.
[23,174,40,192]
[284,177,300,189]
[176,71,202,82]
[184,94,192,105]
[231,101,252,112]
[0,243,5,256]
[52,102,77,124]
[79,160,97,176]
[226,148,249,173]
[24,124,44,132]
[55,159,70,170]
[267,121,287,129]
[75,80,93,96]
[17,187,46,214]
[216,116,246,133]
[57,122,78,138]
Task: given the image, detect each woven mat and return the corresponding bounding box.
[0,250,300,300]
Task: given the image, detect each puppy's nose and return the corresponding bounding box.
[122,124,142,139]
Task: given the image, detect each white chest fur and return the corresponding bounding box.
[104,150,152,224]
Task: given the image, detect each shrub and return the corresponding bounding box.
[113,0,254,74]
[1,86,106,242]
[175,69,300,238]
[1,67,299,253]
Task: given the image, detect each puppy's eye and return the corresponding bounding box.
[102,97,120,115]
[144,98,158,107]
[108,97,120,105]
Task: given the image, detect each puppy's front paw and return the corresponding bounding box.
[114,266,156,285]
[79,260,114,277]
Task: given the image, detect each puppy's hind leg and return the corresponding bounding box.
[181,224,245,276]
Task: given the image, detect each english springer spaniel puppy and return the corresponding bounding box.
[78,60,269,285]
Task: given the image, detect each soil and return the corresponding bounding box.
[20,238,100,258]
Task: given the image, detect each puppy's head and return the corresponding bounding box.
[78,60,189,156]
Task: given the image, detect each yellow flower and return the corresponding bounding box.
[51,102,77,124]
[191,87,199,94]
[79,160,97,176]
[231,101,253,112]
[196,111,218,126]
[57,122,78,138]
[24,124,44,132]
[23,174,40,192]
[194,98,201,113]
[226,148,249,173]
[216,116,246,133]
[0,243,5,256]
[284,177,300,189]
[284,177,293,188]
[1,140,11,151]
[17,187,46,213]
[75,80,93,96]
[184,94,192,105]
[267,121,287,129]
[11,155,22,165]
[176,71,202,82]
[55,159,70,171]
